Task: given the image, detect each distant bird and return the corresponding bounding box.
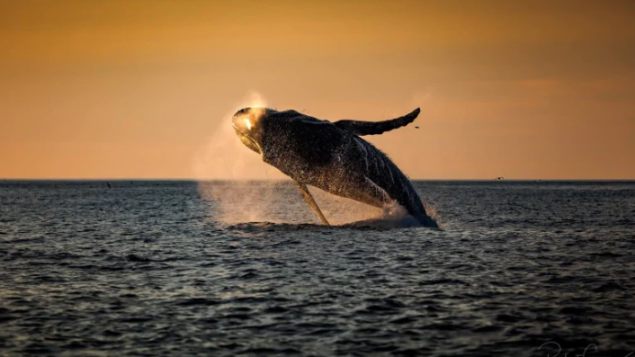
[496,177,504,180]
[106,182,112,189]
[415,126,420,129]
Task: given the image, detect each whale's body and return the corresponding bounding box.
[232,107,438,227]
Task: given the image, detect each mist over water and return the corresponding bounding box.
[193,92,293,223]
[196,180,402,226]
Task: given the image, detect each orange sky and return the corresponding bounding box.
[1,0,634,179]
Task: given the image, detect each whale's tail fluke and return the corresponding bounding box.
[333,108,420,136]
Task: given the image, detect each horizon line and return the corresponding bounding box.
[2,178,635,182]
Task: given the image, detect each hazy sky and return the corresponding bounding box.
[1,0,634,179]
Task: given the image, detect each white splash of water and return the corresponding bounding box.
[344,200,421,228]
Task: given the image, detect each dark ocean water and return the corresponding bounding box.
[0,180,634,356]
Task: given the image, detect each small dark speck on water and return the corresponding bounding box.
[0,180,634,356]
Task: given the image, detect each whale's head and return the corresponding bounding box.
[231,107,271,154]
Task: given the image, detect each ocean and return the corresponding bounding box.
[0,180,633,356]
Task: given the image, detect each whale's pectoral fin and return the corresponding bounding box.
[294,180,330,225]
[333,108,420,136]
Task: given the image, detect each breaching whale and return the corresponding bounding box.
[231,107,438,228]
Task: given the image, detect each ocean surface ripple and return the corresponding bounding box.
[0,180,634,356]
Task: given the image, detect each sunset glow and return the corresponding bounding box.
[1,0,634,179]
